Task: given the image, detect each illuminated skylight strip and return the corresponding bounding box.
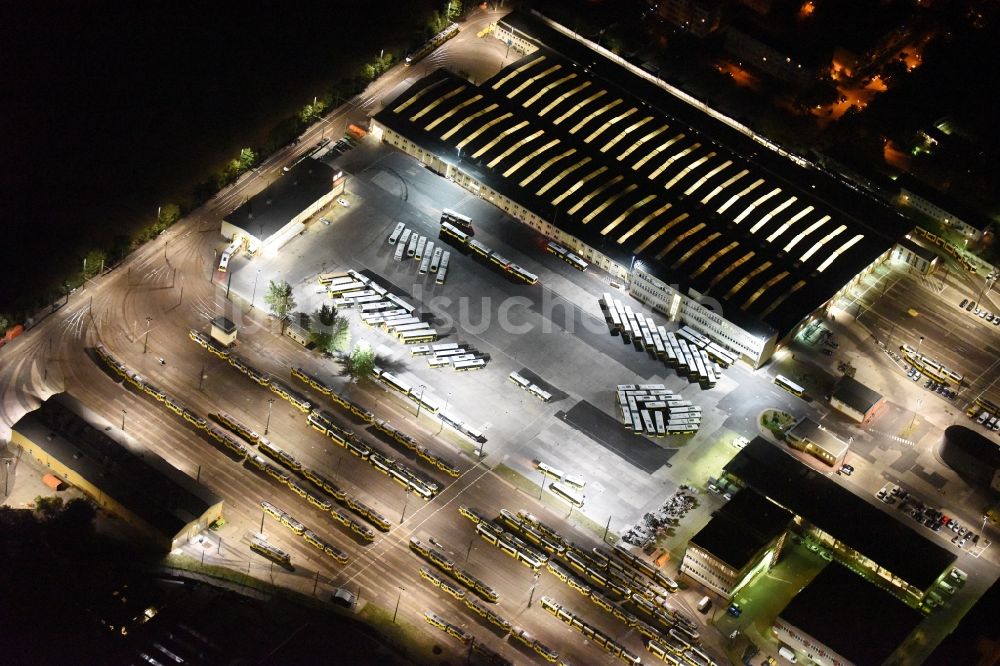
[581,183,636,223]
[567,96,620,133]
[509,64,562,99]
[634,212,688,254]
[472,119,529,159]
[725,261,772,299]
[716,178,763,215]
[520,149,575,187]
[585,107,637,144]
[665,152,716,190]
[799,225,845,263]
[742,271,789,311]
[618,124,668,161]
[732,187,781,224]
[632,134,684,171]
[410,85,465,121]
[648,144,700,181]
[816,234,864,272]
[749,196,797,234]
[539,81,591,116]
[504,138,559,178]
[656,223,706,260]
[551,166,608,205]
[536,156,591,195]
[672,232,721,269]
[601,194,670,237]
[709,251,754,288]
[759,280,807,318]
[491,55,546,90]
[425,94,482,131]
[524,73,577,108]
[441,104,499,140]
[487,128,544,168]
[554,89,607,125]
[701,169,748,204]
[568,174,621,215]
[691,242,738,279]
[393,79,444,113]
[684,160,731,196]
[764,206,813,243]
[784,215,830,252]
[455,112,513,151]
[601,116,652,153]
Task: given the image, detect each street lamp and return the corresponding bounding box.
[414,384,426,419]
[250,269,262,310]
[435,392,452,435]
[121,409,127,431]
[909,398,923,430]
[143,316,153,353]
[264,398,275,435]
[915,335,924,358]
[528,572,541,607]
[392,586,405,623]
[400,488,411,524]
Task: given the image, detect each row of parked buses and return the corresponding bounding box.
[261,501,350,564]
[214,411,383,540]
[371,366,488,445]
[545,241,589,271]
[307,408,440,501]
[409,537,499,603]
[910,226,979,274]
[437,221,539,285]
[540,596,642,665]
[459,504,703,652]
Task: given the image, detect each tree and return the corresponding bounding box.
[238,147,256,172]
[82,249,106,279]
[445,0,462,21]
[35,496,63,519]
[158,203,181,228]
[310,329,334,351]
[331,317,351,351]
[348,341,375,380]
[0,314,10,333]
[264,280,296,330]
[316,303,337,327]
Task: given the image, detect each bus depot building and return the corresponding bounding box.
[220,158,344,257]
[773,563,923,666]
[370,13,903,368]
[11,393,223,552]
[723,439,955,603]
[680,488,792,598]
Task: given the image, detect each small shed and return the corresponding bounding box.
[210,317,237,347]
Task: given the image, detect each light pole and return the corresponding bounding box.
[915,335,925,358]
[435,392,452,435]
[414,384,426,419]
[400,488,411,524]
[250,269,262,310]
[527,572,541,607]
[121,409,127,431]
[392,586,405,623]
[265,398,275,435]
[976,271,998,306]
[143,316,153,353]
[909,398,923,430]
[4,459,10,497]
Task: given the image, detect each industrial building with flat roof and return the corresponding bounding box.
[681,488,792,598]
[371,11,902,367]
[829,374,886,424]
[784,417,850,467]
[773,563,923,666]
[724,438,954,598]
[11,393,223,552]
[221,158,344,256]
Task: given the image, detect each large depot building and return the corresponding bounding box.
[371,11,908,367]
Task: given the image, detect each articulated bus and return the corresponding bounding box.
[550,481,584,506]
[441,208,473,233]
[388,222,405,245]
[405,23,458,65]
[440,221,470,245]
[507,263,538,285]
[774,374,805,397]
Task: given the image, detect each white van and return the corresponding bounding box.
[778,646,797,663]
[697,596,711,613]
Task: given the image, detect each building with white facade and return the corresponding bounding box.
[784,417,850,467]
[221,158,344,257]
[891,234,939,275]
[371,11,903,368]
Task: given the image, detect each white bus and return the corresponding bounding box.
[774,374,805,397]
[429,247,443,272]
[418,242,434,274]
[428,357,451,368]
[454,358,485,371]
[406,232,419,258]
[550,481,584,506]
[388,222,405,245]
[392,322,431,336]
[448,354,476,363]
[432,343,460,352]
[400,329,438,344]
[414,236,427,260]
[537,461,565,479]
[440,221,470,245]
[435,265,448,285]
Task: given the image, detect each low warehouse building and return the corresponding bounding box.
[11,393,223,552]
[829,374,886,424]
